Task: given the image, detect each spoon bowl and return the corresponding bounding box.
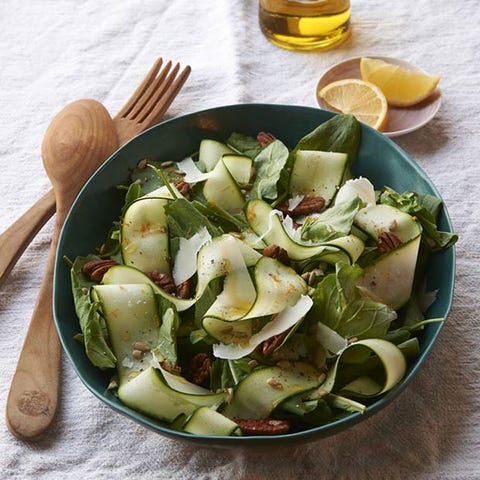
[42,99,119,215]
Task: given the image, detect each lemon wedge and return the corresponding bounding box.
[360,57,440,107]
[318,78,388,131]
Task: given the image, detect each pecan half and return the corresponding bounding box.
[262,244,290,266]
[234,418,291,436]
[176,279,192,299]
[82,259,118,282]
[174,179,191,198]
[187,352,212,386]
[147,271,176,294]
[278,196,325,217]
[377,231,403,254]
[260,329,290,356]
[257,131,276,147]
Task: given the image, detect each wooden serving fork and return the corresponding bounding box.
[0,57,191,286]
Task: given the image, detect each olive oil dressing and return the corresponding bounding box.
[259,0,351,51]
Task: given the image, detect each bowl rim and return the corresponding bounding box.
[54,103,456,446]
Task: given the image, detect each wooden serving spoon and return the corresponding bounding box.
[5,99,118,440]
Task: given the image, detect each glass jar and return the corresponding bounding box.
[259,0,351,51]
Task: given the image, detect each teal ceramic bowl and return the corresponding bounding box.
[54,104,455,447]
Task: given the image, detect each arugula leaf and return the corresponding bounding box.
[309,264,396,339]
[98,225,121,259]
[295,114,361,160]
[277,394,333,426]
[120,181,144,216]
[155,294,181,367]
[248,139,290,201]
[129,160,185,194]
[194,277,224,327]
[189,328,216,345]
[380,187,458,251]
[301,197,363,243]
[70,256,116,369]
[165,197,222,261]
[165,198,222,239]
[227,132,262,159]
[191,200,249,232]
[209,358,254,390]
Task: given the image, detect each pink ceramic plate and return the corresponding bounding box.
[316,56,442,137]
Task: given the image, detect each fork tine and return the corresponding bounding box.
[136,62,180,123]
[139,64,191,125]
[128,60,174,120]
[115,57,163,118]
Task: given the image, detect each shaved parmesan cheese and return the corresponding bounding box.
[160,367,211,395]
[205,242,257,320]
[212,295,313,359]
[176,157,212,183]
[257,209,283,243]
[315,322,348,358]
[172,227,212,285]
[145,184,181,199]
[335,177,376,207]
[282,215,304,243]
[288,195,304,211]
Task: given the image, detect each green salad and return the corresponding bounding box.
[70,114,457,437]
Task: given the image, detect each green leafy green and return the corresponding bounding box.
[70,256,116,369]
[120,181,144,216]
[191,200,249,232]
[165,198,221,239]
[129,161,185,194]
[209,358,254,390]
[194,277,224,327]
[380,187,457,251]
[227,132,263,159]
[248,139,290,201]
[295,114,361,159]
[155,295,181,367]
[309,264,396,339]
[301,196,363,242]
[277,394,333,426]
[165,197,222,260]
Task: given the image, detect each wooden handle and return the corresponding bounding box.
[5,221,61,440]
[0,189,56,286]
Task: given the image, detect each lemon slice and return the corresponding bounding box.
[360,57,440,107]
[318,79,388,131]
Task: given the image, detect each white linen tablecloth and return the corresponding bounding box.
[1,1,479,478]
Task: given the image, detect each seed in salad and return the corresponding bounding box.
[133,341,150,352]
[136,158,148,170]
[267,377,284,390]
[276,360,292,370]
[131,349,145,360]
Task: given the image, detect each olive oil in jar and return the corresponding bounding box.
[259,0,351,51]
